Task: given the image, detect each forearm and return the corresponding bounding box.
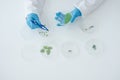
[24,0,48,31]
[24,0,45,17]
[75,0,104,16]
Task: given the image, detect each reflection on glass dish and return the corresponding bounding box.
[82,25,94,32]
[20,26,49,40]
[78,16,97,33]
[21,41,58,62]
[21,44,41,62]
[86,39,104,56]
[61,42,80,58]
[80,24,95,33]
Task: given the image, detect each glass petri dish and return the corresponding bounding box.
[60,42,80,58]
[80,24,95,33]
[39,41,58,59]
[20,25,50,41]
[78,16,97,33]
[21,44,41,62]
[21,41,58,62]
[85,39,104,56]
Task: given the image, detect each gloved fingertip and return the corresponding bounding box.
[57,23,63,26]
[57,24,61,26]
[27,21,37,29]
[71,20,74,23]
[56,12,63,16]
[56,12,60,15]
[70,17,75,23]
[55,16,58,20]
[55,17,63,23]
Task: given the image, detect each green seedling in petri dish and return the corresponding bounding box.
[40,49,45,53]
[68,50,72,53]
[44,46,49,49]
[40,46,53,55]
[89,26,94,29]
[48,47,53,50]
[46,49,51,55]
[65,13,72,24]
[92,44,96,50]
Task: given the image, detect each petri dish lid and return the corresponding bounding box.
[60,41,80,58]
[85,39,104,56]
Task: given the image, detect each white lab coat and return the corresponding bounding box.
[24,0,104,17]
[24,0,45,17]
[75,0,104,16]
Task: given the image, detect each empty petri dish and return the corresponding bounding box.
[85,39,104,56]
[21,44,41,62]
[20,26,36,40]
[60,42,80,58]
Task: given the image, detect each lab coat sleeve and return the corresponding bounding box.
[24,0,45,17]
[75,0,104,16]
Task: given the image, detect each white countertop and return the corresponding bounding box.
[0,0,120,80]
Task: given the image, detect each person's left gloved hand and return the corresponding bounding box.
[26,13,49,31]
[55,8,82,26]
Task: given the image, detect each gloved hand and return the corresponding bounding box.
[55,8,82,26]
[26,13,49,31]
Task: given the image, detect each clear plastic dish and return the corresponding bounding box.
[21,41,58,62]
[60,41,80,58]
[85,39,104,56]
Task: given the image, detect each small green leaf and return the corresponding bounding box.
[46,50,51,55]
[65,13,72,24]
[44,46,48,49]
[40,49,45,53]
[48,46,53,50]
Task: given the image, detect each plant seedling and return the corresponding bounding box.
[68,50,72,53]
[46,49,51,55]
[40,46,53,55]
[39,31,48,37]
[92,44,96,50]
[40,49,45,53]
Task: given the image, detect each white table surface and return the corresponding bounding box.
[0,0,120,80]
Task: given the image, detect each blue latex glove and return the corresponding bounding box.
[55,8,82,26]
[26,13,49,31]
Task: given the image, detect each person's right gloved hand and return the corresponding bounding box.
[55,8,82,26]
[26,13,49,31]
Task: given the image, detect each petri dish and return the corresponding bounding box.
[21,44,41,62]
[78,16,97,33]
[85,39,104,56]
[21,41,58,62]
[60,41,80,58]
[39,41,58,59]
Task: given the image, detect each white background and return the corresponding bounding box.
[0,0,120,80]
